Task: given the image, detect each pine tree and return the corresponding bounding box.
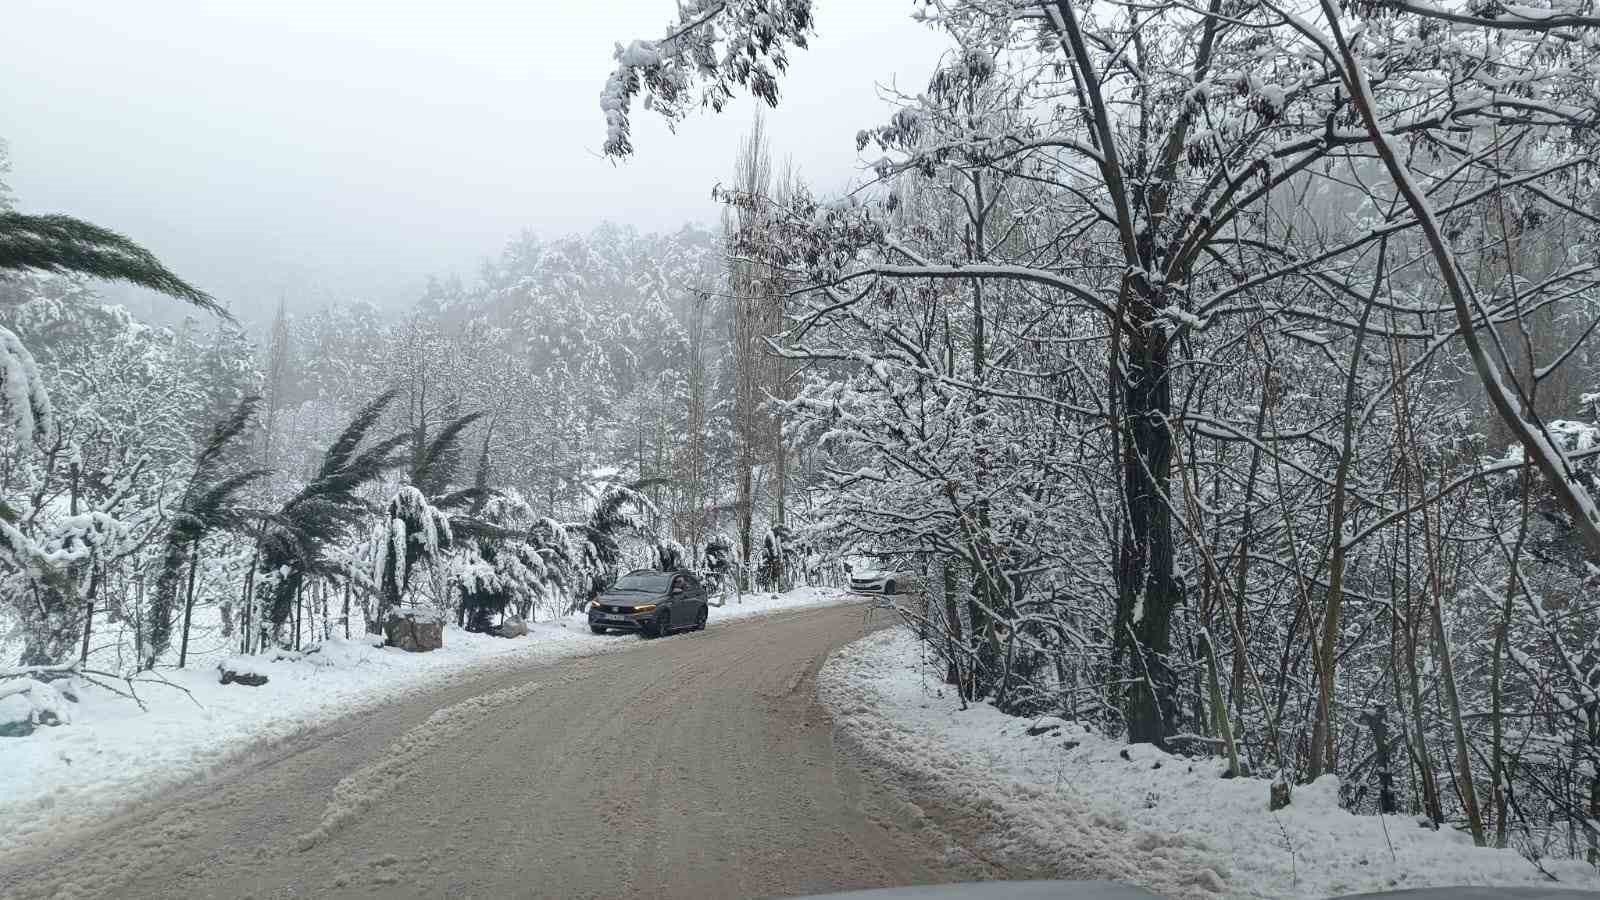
[0,213,224,318]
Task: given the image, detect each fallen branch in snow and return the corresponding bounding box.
[0,662,78,679]
[74,669,147,711]
[1274,811,1298,889]
[127,668,202,709]
[1,660,202,713]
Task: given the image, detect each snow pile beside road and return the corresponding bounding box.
[820,627,1600,900]
[714,583,853,614]
[0,586,853,854]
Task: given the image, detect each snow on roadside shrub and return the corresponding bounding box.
[821,628,1600,899]
[0,677,70,736]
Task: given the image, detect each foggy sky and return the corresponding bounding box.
[0,1,947,326]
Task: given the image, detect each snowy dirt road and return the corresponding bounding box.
[0,602,992,900]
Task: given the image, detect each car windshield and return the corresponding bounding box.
[611,573,671,592]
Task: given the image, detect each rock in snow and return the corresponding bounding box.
[218,654,272,687]
[0,678,70,737]
[384,610,445,652]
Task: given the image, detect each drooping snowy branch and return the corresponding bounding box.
[601,1,814,157]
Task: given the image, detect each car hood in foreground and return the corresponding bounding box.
[795,882,1598,900]
[797,883,1160,900]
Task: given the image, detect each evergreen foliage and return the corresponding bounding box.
[412,411,488,509]
[258,389,409,644]
[0,324,54,453]
[0,212,225,317]
[566,478,664,609]
[370,485,453,627]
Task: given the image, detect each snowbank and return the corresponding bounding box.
[0,585,852,855]
[819,627,1600,900]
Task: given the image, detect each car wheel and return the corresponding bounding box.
[590,625,608,635]
[656,614,672,638]
[694,607,707,631]
[884,580,897,596]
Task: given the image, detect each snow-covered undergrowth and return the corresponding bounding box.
[0,585,849,855]
[820,627,1600,900]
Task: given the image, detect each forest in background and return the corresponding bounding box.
[0,131,821,677]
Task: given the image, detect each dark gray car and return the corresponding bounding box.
[587,569,709,638]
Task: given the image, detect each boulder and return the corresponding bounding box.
[384,609,444,652]
[1026,715,1070,737]
[0,679,71,737]
[217,655,270,687]
[1269,776,1293,811]
[0,692,38,737]
[495,616,529,638]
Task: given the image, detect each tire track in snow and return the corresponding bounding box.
[295,677,548,850]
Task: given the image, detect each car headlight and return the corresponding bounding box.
[589,600,602,610]
[633,604,657,613]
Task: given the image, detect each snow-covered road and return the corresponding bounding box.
[0,601,994,899]
[0,586,853,856]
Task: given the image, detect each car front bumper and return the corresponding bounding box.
[588,609,659,631]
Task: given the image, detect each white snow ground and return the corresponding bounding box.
[819,626,1600,900]
[0,586,850,855]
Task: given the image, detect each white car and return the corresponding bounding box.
[849,569,917,595]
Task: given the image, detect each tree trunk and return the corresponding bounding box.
[1201,628,1242,776]
[147,535,190,668]
[240,541,260,654]
[774,430,786,530]
[1114,322,1181,747]
[684,289,709,553]
[1361,704,1399,814]
[79,563,99,665]
[1230,375,1271,707]
[1403,611,1445,823]
[942,560,967,701]
[1312,296,1376,778]
[177,538,202,669]
[293,579,304,651]
[1432,586,1486,845]
[1589,773,1600,865]
[737,461,753,591]
[1491,577,1515,846]
[133,575,146,668]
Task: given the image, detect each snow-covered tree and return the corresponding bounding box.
[606,0,1600,849]
[252,389,407,651]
